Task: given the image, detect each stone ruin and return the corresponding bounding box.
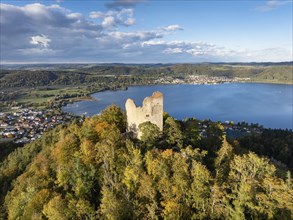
[125,91,163,139]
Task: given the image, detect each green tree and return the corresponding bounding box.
[53,132,80,190]
[71,158,98,199]
[210,183,229,219]
[22,189,51,219]
[137,173,159,219]
[215,136,234,184]
[139,122,161,150]
[80,116,100,143]
[98,185,131,220]
[67,197,96,220]
[189,161,212,219]
[123,140,143,193]
[99,105,126,132]
[43,195,71,220]
[182,118,201,147]
[164,117,184,148]
[228,152,276,219]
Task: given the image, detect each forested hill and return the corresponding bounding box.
[1,105,292,219]
[1,63,292,88]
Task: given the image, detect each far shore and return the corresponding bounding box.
[83,80,293,102]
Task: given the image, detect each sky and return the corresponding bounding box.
[0,0,292,63]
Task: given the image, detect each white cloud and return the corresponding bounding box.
[142,40,217,57]
[256,0,292,12]
[90,8,135,28]
[161,25,183,32]
[125,18,135,25]
[117,8,134,18]
[164,48,184,54]
[23,3,50,15]
[30,35,51,48]
[0,2,291,63]
[140,39,292,62]
[89,11,104,19]
[141,40,165,46]
[67,13,82,20]
[102,16,116,28]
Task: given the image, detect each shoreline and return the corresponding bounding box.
[62,82,293,130]
[70,80,293,105]
[85,80,293,100]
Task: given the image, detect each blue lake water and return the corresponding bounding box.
[63,83,293,129]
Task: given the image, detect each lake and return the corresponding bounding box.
[63,83,293,129]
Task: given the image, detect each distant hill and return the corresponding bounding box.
[207,61,293,66]
[0,63,292,88]
[1,61,292,70]
[0,71,88,88]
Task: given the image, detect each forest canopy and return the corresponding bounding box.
[0,105,292,219]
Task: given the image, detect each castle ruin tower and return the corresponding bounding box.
[125,91,163,139]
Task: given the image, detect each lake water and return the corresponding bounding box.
[63,83,293,129]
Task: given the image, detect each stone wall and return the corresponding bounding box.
[125,91,163,139]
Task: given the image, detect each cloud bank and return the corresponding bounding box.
[0,2,291,63]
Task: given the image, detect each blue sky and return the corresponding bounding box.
[0,0,292,63]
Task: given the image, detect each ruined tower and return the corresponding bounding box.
[125,91,163,139]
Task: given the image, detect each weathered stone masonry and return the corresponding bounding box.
[125,91,163,139]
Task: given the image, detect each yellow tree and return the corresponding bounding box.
[228,152,279,219]
[215,135,234,184]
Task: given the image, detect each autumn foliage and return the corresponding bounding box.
[0,105,292,219]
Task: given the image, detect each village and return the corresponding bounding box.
[200,120,263,139]
[154,75,250,85]
[0,108,78,144]
[0,106,263,145]
[1,89,263,145]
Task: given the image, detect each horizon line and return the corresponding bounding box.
[1,61,293,65]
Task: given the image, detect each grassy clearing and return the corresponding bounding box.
[15,86,91,106]
[16,95,52,104]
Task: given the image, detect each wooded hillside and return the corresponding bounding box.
[1,64,292,88]
[0,106,292,219]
